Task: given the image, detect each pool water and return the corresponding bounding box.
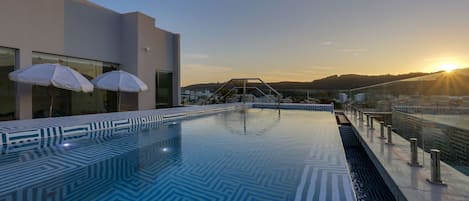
[0,109,355,201]
[338,125,396,201]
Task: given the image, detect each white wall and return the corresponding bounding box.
[64,0,122,63]
[0,0,65,119]
[0,0,65,54]
[0,0,181,119]
[135,14,181,110]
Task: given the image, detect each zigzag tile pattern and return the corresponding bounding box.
[0,108,354,201]
[293,125,355,201]
[0,104,332,150]
[0,122,166,165]
[0,123,181,200]
[0,104,245,132]
[0,105,246,154]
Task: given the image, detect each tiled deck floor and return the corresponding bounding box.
[346,111,469,201]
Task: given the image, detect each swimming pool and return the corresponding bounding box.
[0,108,355,201]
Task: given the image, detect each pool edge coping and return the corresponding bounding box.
[0,103,334,146]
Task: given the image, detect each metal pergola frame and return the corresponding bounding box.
[206,78,282,104]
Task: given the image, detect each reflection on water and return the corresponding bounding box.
[216,108,281,135]
[0,109,353,201]
[0,123,182,200]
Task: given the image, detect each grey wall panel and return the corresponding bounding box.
[136,14,180,110]
[64,0,121,63]
[0,0,65,54]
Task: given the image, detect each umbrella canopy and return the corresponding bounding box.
[91,70,147,112]
[9,63,94,117]
[9,63,94,92]
[91,70,148,92]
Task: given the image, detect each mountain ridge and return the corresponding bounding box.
[183,72,433,91]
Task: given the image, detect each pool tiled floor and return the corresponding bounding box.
[0,109,355,201]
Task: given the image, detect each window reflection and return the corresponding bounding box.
[32,52,118,118]
[0,47,16,120]
[156,72,173,108]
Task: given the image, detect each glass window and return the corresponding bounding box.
[156,72,173,108]
[32,52,118,118]
[102,62,118,112]
[0,47,16,121]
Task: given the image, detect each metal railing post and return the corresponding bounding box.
[242,79,247,104]
[408,138,422,167]
[427,149,446,185]
[370,117,374,129]
[366,114,370,126]
[386,125,393,145]
[379,122,386,139]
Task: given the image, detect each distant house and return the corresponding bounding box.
[354,93,366,102]
[339,93,348,103]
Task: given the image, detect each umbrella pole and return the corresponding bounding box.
[118,92,121,112]
[49,87,55,117]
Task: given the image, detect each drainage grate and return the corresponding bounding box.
[339,125,396,201]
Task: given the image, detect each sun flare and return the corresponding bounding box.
[439,63,459,72]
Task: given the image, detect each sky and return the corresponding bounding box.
[90,0,469,86]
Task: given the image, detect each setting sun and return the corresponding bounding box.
[439,63,459,72]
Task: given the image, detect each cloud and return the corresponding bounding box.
[181,64,234,86]
[339,48,368,56]
[339,48,368,53]
[183,63,232,72]
[321,41,333,46]
[306,66,335,71]
[185,53,209,59]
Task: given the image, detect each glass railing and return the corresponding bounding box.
[346,68,469,175]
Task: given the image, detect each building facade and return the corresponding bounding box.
[0,0,180,120]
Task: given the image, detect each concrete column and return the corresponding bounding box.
[15,48,32,119]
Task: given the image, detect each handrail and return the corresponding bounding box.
[205,78,282,104]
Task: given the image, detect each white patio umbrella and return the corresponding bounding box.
[9,63,94,117]
[91,70,148,111]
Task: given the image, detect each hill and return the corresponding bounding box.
[183,72,431,91]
